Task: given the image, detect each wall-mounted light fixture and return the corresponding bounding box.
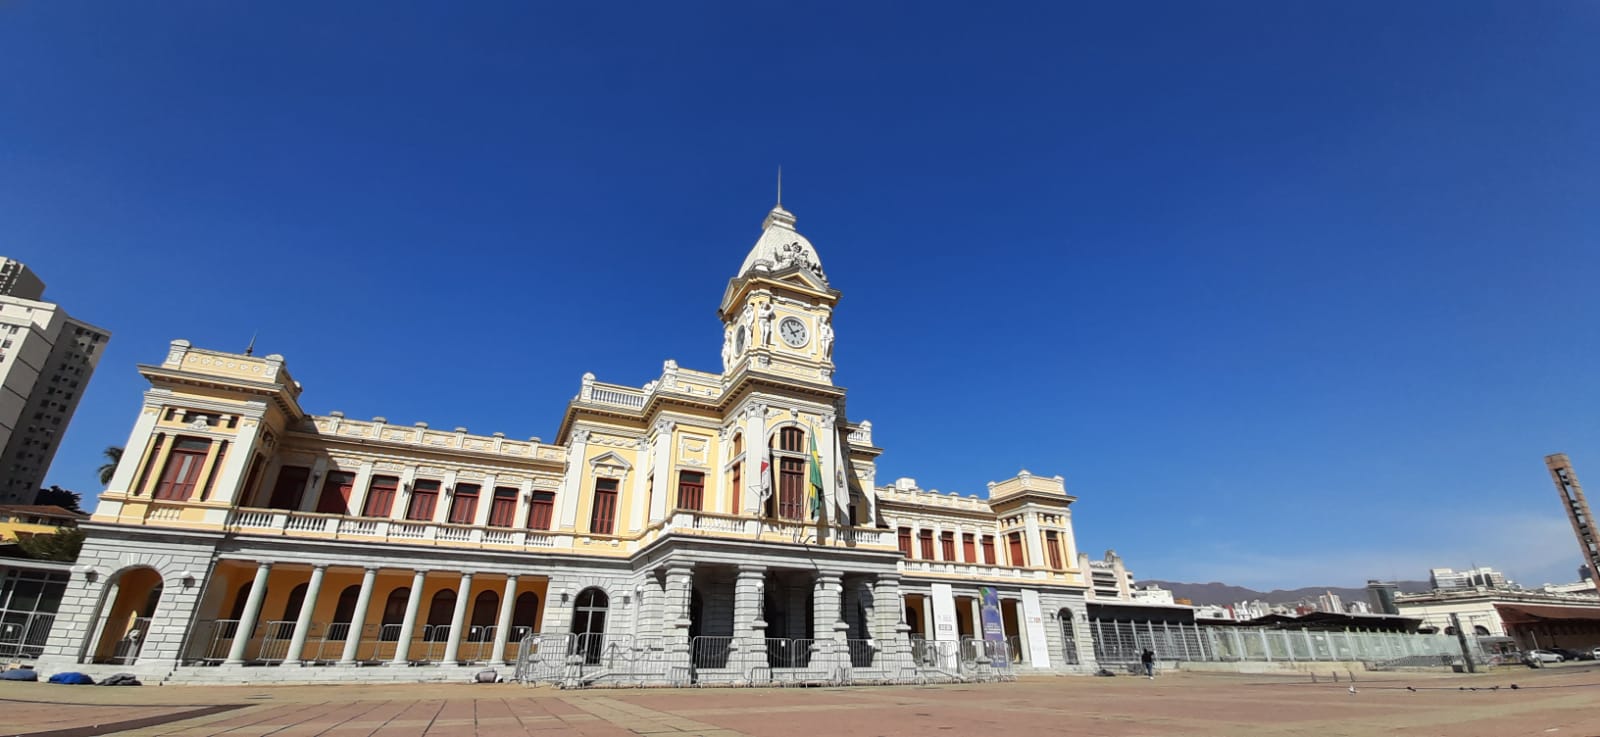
[180,571,196,589]
[310,470,323,487]
[560,592,570,604]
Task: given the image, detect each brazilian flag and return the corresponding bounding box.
[807,426,824,520]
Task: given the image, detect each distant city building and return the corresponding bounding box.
[1396,587,1600,650]
[1346,600,1371,615]
[1130,584,1174,605]
[1539,580,1598,596]
[0,258,110,504]
[1367,580,1400,615]
[1315,591,1343,613]
[1545,453,1600,587]
[1080,549,1135,601]
[1429,566,1511,591]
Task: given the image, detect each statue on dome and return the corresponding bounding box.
[758,301,775,346]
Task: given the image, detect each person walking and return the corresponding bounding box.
[1141,648,1155,679]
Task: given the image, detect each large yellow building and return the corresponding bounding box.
[38,202,1096,684]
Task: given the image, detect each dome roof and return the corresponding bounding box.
[735,205,827,284]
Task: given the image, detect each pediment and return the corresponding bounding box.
[587,451,633,472]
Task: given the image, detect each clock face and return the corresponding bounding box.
[779,316,809,347]
[735,325,747,354]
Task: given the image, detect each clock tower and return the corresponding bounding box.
[718,201,840,384]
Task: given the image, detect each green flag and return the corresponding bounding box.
[807,425,824,520]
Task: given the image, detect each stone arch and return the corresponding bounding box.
[91,565,164,664]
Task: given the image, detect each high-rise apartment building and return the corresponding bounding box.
[0,258,110,504]
[1546,453,1600,587]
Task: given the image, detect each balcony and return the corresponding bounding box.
[897,558,1076,583]
[122,502,896,556]
[225,509,567,552]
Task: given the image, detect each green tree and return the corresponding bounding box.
[16,528,85,561]
[97,445,123,486]
[33,485,84,514]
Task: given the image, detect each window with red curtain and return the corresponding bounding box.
[488,487,518,527]
[266,466,309,510]
[154,437,210,500]
[982,535,997,565]
[918,529,935,559]
[1046,530,1064,569]
[363,475,399,518]
[449,484,480,525]
[897,527,913,557]
[962,534,977,563]
[407,480,440,521]
[590,479,618,534]
[729,465,742,514]
[317,472,355,515]
[527,491,554,530]
[940,531,956,561]
[1007,532,1026,567]
[677,471,704,511]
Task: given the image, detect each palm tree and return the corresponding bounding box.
[97,446,123,486]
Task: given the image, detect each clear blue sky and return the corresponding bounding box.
[6,2,1598,590]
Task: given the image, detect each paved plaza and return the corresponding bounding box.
[3,665,1599,737]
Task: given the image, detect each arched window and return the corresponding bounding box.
[229,582,262,620]
[426,589,456,641]
[380,587,409,640]
[282,583,309,622]
[470,591,499,640]
[570,588,609,665]
[512,592,540,636]
[333,586,361,622]
[779,427,804,452]
[771,427,806,520]
[1058,609,1079,665]
[1473,625,1491,636]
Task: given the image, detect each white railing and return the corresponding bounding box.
[437,526,473,542]
[690,513,745,533]
[483,529,514,545]
[525,533,557,548]
[232,510,278,529]
[284,513,328,532]
[337,518,379,537]
[588,386,647,409]
[389,522,428,539]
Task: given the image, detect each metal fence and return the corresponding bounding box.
[0,611,54,660]
[108,617,152,664]
[1088,620,1484,669]
[906,635,1014,684]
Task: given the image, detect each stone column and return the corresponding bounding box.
[661,564,694,669]
[296,458,329,513]
[734,564,768,679]
[932,523,945,561]
[873,574,914,672]
[649,421,675,524]
[346,462,375,518]
[210,417,265,506]
[442,572,474,664]
[107,407,160,494]
[1023,512,1045,569]
[491,575,518,663]
[286,564,327,666]
[812,570,848,669]
[224,562,272,665]
[556,430,589,529]
[390,570,427,665]
[338,567,378,665]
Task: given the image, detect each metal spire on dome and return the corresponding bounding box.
[776,166,782,208]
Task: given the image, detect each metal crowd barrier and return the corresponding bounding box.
[0,611,55,660]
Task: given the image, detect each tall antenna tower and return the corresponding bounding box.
[1545,453,1600,585]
